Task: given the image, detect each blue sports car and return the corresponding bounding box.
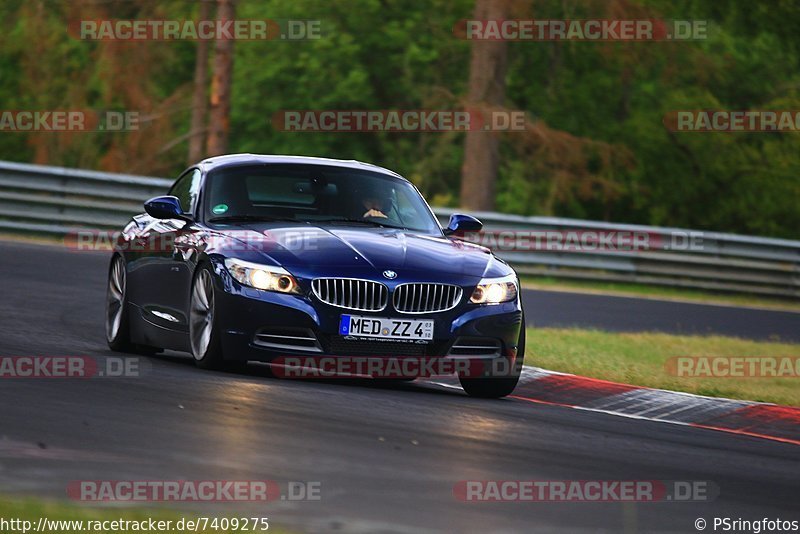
[105,154,525,397]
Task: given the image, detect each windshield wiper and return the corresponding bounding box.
[208,215,299,223]
[311,218,409,230]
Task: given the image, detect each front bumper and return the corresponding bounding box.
[213,273,524,376]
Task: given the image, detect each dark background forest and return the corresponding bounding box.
[0,0,798,238]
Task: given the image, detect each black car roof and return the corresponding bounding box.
[197,154,406,180]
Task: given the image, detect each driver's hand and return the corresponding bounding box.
[363,209,387,218]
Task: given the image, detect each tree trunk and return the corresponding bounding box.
[459,0,510,211]
[206,0,235,157]
[187,0,212,164]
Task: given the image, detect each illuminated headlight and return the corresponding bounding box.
[470,274,518,304]
[224,258,301,294]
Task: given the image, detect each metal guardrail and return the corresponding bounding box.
[0,160,797,298]
[433,208,800,298]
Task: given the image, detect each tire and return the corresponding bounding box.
[106,255,162,355]
[106,255,132,352]
[189,264,245,372]
[458,318,525,399]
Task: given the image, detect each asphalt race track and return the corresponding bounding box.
[521,290,800,342]
[0,240,798,532]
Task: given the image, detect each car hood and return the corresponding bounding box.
[208,224,509,283]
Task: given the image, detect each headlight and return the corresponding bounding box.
[469,274,518,304]
[224,258,302,294]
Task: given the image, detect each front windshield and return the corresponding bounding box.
[203,164,441,233]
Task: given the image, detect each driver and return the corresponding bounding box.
[360,184,393,219]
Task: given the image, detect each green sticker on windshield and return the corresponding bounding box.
[212,203,228,215]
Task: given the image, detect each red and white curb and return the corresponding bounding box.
[430,367,800,446]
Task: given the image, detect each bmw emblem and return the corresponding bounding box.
[383,270,397,279]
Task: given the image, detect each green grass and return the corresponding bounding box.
[525,328,800,406]
[521,276,800,312]
[0,498,284,533]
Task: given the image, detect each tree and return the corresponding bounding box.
[206,0,235,157]
[459,0,510,211]
[188,0,213,164]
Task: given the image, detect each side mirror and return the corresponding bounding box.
[144,196,191,222]
[443,213,483,235]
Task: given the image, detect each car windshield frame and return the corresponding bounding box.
[201,163,443,235]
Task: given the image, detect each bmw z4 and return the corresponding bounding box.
[105,154,525,397]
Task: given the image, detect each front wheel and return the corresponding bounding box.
[458,319,525,398]
[189,264,245,372]
[106,255,132,351]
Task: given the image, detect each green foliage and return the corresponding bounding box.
[0,0,797,238]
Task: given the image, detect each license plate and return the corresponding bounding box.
[339,315,434,341]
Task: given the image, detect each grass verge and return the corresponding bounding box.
[525,328,799,406]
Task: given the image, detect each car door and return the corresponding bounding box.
[134,168,203,335]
